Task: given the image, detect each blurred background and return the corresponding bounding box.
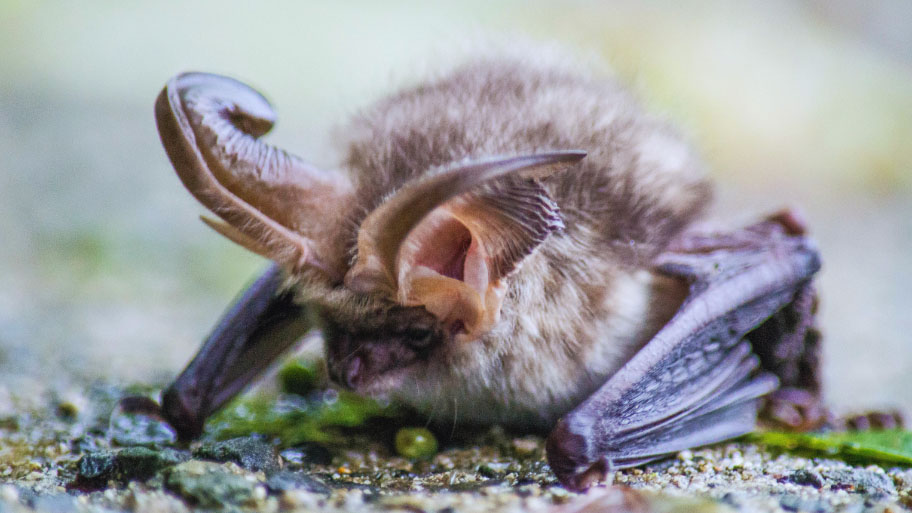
[0,0,909,415]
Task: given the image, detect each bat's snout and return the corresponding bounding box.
[325,332,438,392]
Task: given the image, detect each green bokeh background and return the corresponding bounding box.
[0,1,909,415]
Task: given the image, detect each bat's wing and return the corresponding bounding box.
[546,217,821,490]
[158,264,311,440]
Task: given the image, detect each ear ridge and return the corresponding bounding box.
[346,150,586,291]
[396,177,565,341]
[449,177,564,281]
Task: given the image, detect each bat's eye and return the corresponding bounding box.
[404,327,435,349]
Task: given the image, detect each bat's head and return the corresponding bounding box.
[155,72,586,408]
[318,296,444,396]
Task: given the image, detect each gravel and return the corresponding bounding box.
[1,383,911,513]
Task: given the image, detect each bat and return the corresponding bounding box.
[149,53,822,490]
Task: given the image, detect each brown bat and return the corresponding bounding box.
[150,54,822,490]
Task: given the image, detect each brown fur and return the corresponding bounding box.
[293,52,710,429]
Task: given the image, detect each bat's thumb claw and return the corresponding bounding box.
[160,385,207,442]
[546,420,610,491]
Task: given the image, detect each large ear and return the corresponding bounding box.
[345,151,586,340]
[155,73,354,281]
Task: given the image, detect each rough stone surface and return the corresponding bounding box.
[74,447,189,488]
[163,461,264,509]
[193,436,280,473]
[821,468,896,497]
[24,493,79,513]
[265,469,331,495]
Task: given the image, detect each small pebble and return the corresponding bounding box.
[128,489,190,513]
[395,427,438,460]
[265,470,330,495]
[511,438,540,457]
[164,461,258,509]
[788,469,825,488]
[279,489,320,510]
[55,401,80,420]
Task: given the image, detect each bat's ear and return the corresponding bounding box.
[155,73,354,282]
[345,151,586,340]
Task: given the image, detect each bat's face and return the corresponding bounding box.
[319,298,445,397]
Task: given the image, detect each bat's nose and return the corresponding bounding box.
[327,348,365,390]
[344,355,363,389]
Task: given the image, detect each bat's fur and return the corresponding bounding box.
[295,53,712,429]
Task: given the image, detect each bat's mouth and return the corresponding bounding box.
[325,332,440,394]
[326,348,427,395]
[320,303,446,394]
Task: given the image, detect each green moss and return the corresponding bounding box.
[277,360,321,396]
[206,390,399,447]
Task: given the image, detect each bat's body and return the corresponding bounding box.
[151,52,822,490]
[315,57,707,429]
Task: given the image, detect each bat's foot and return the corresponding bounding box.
[761,390,905,432]
[837,410,906,431]
[761,387,826,431]
[764,207,808,236]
